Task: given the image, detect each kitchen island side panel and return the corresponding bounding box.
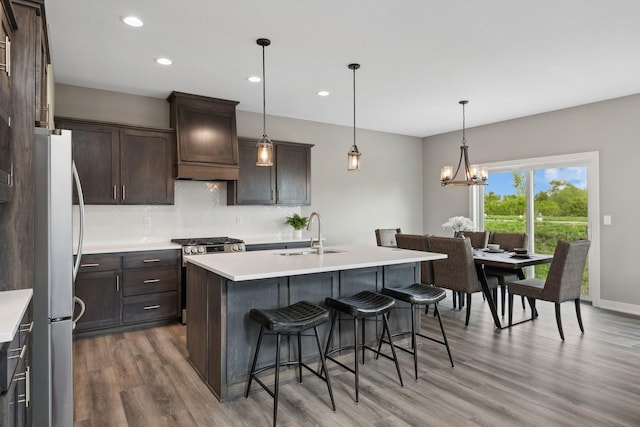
[187,261,420,401]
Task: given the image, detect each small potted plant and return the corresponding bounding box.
[285,213,308,239]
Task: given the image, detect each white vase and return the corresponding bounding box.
[292,229,302,239]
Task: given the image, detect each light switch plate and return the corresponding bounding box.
[603,215,612,225]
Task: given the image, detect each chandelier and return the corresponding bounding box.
[440,100,488,186]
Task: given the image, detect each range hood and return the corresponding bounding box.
[168,91,240,181]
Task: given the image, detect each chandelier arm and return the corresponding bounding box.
[449,145,466,183]
[463,144,472,181]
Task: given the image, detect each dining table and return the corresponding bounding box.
[473,249,554,329]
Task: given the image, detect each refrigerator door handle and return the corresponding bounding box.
[72,161,85,282]
[72,296,85,329]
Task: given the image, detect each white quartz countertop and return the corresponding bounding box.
[185,244,447,282]
[75,242,182,255]
[0,289,33,343]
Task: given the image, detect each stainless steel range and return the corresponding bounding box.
[171,236,245,322]
[171,236,246,258]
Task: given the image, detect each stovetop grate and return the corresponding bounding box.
[171,237,244,246]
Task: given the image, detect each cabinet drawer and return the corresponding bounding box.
[122,250,179,269]
[122,291,178,324]
[77,253,122,273]
[0,311,30,393]
[122,266,178,296]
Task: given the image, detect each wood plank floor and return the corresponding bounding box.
[73,297,640,426]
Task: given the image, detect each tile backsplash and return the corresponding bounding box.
[73,181,301,245]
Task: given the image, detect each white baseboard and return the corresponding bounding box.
[595,299,640,317]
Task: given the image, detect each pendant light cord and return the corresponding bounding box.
[461,101,467,146]
[352,66,356,147]
[262,44,266,137]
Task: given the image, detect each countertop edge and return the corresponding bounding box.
[0,289,33,343]
[185,245,447,282]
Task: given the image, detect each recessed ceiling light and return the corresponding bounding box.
[121,16,144,27]
[317,90,330,97]
[247,76,261,83]
[155,57,173,66]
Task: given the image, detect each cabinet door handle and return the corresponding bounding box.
[41,104,50,128]
[0,35,10,76]
[80,263,100,268]
[122,185,126,200]
[7,346,22,359]
[276,189,280,202]
[113,185,117,200]
[116,274,120,292]
[143,279,160,283]
[143,259,160,263]
[8,345,26,360]
[20,322,33,333]
[143,305,160,310]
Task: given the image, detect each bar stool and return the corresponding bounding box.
[245,301,336,427]
[324,290,403,403]
[380,284,454,380]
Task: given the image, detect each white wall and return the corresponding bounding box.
[423,93,640,312]
[56,84,424,246]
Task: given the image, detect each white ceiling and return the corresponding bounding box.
[44,0,640,138]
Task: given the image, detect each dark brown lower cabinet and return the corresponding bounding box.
[74,250,180,333]
[0,301,32,427]
[74,253,121,332]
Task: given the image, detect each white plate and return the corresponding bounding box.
[483,248,504,253]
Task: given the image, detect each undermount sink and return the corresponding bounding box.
[277,249,345,256]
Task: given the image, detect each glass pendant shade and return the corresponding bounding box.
[256,135,273,166]
[348,144,361,171]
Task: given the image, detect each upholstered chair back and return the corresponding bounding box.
[429,236,481,293]
[464,231,489,249]
[541,240,591,303]
[375,228,402,247]
[395,233,434,285]
[488,232,528,251]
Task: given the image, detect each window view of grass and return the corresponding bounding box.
[484,171,589,295]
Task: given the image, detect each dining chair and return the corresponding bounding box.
[485,232,528,315]
[464,231,489,249]
[429,236,498,326]
[507,240,591,340]
[394,233,433,285]
[375,228,402,247]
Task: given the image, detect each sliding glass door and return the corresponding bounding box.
[473,152,599,301]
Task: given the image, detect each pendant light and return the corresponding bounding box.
[256,38,273,166]
[440,100,488,186]
[347,63,361,171]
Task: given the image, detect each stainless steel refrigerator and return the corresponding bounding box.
[33,128,86,427]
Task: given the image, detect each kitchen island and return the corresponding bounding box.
[184,244,446,401]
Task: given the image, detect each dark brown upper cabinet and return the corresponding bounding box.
[167,91,240,181]
[56,118,175,205]
[0,0,16,203]
[228,138,312,206]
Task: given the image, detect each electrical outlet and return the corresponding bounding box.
[144,217,151,227]
[603,215,612,225]
[236,215,243,225]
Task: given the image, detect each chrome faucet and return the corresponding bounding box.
[306,211,323,254]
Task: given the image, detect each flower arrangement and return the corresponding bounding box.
[285,213,308,230]
[442,216,475,232]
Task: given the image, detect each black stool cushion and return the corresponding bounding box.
[325,290,395,318]
[381,284,447,305]
[249,301,329,333]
